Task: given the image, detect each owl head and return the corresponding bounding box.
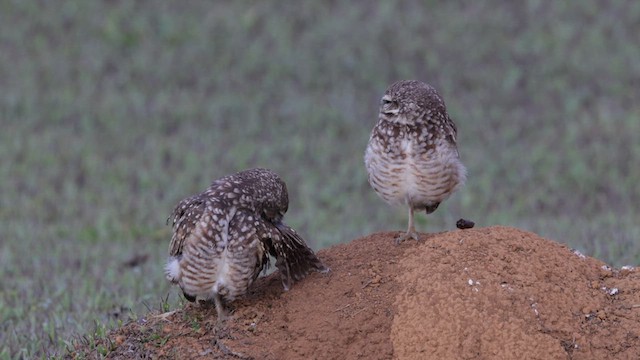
[379,80,447,125]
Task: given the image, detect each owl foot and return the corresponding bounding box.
[215,312,228,327]
[213,336,250,359]
[395,231,419,244]
[213,322,250,359]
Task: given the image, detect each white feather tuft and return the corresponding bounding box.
[165,256,181,283]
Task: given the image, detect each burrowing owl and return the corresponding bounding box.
[165,168,327,320]
[364,80,466,243]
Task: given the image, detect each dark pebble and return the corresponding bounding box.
[456,218,475,229]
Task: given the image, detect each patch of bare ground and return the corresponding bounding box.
[70,226,640,359]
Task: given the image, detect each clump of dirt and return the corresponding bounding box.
[74,226,640,359]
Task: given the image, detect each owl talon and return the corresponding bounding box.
[395,231,419,244]
[213,336,248,359]
[215,314,228,328]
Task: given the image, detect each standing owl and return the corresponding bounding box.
[364,80,466,243]
[165,168,327,320]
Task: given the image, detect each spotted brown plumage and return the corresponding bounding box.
[364,80,467,243]
[165,168,327,320]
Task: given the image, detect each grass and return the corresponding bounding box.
[0,0,639,358]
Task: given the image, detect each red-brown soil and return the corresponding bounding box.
[79,226,640,359]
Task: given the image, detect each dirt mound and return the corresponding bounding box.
[82,226,640,359]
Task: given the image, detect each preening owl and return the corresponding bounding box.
[165,168,327,320]
[364,80,466,243]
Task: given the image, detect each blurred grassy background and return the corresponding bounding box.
[1,0,639,357]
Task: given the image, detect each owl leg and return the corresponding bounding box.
[213,293,228,324]
[395,207,419,244]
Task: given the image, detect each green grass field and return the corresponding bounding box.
[1,1,639,358]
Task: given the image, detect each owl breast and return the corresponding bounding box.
[365,126,466,209]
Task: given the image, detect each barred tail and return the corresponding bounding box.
[272,223,328,291]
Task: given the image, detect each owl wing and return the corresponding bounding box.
[447,114,458,140]
[167,194,207,257]
[269,222,328,291]
[444,115,461,158]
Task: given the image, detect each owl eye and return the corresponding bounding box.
[381,95,393,105]
[381,95,399,115]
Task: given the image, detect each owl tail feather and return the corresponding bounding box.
[272,223,328,291]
